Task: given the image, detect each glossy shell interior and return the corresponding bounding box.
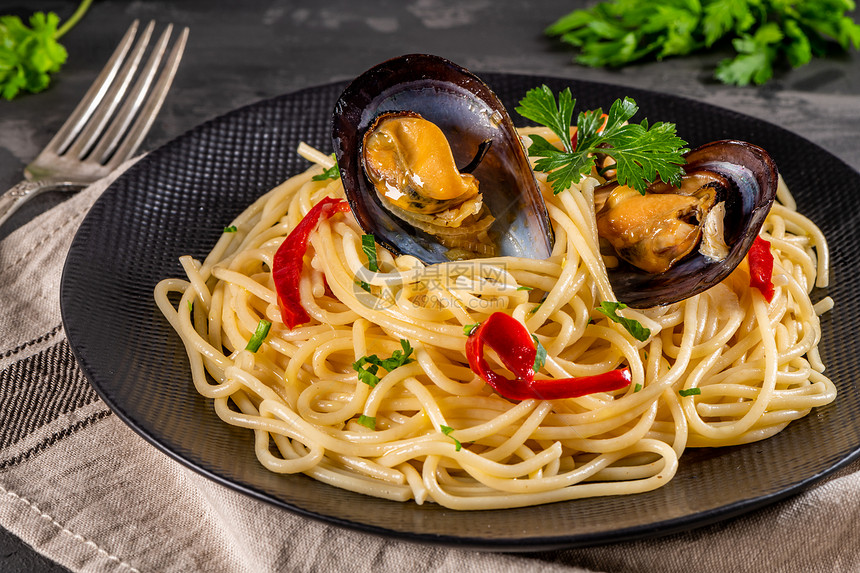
[332,54,554,264]
[607,139,778,308]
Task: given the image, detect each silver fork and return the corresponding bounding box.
[0,20,189,227]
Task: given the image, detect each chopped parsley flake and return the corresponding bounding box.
[463,323,480,336]
[245,319,272,352]
[361,234,379,272]
[357,414,376,429]
[352,339,414,387]
[441,425,462,451]
[531,334,547,372]
[596,301,651,342]
[223,225,237,233]
[679,388,701,397]
[311,160,340,181]
[353,362,380,387]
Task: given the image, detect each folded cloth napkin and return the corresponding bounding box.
[1,163,859,573]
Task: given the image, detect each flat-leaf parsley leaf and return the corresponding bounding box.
[516,86,688,194]
[546,0,860,86]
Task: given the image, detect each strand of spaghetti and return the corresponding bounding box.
[179,256,212,311]
[154,280,236,381]
[475,400,554,462]
[298,459,414,501]
[660,386,689,458]
[227,390,328,474]
[207,281,225,355]
[310,336,362,382]
[260,397,433,457]
[558,185,616,301]
[312,224,470,348]
[154,282,239,399]
[770,203,829,287]
[421,440,678,509]
[203,175,311,275]
[415,346,486,396]
[684,291,779,439]
[775,174,796,210]
[297,141,336,168]
[380,399,539,459]
[325,451,406,484]
[544,400,659,453]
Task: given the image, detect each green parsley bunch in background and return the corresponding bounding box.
[0,0,92,100]
[547,0,860,85]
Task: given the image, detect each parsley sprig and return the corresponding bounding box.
[0,0,92,100]
[546,0,860,86]
[515,86,688,195]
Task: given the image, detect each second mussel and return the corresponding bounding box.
[599,140,778,308]
[332,54,554,264]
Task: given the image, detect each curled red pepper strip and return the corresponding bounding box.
[465,312,632,400]
[748,236,775,302]
[272,197,349,329]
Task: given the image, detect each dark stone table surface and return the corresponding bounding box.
[0,0,857,570]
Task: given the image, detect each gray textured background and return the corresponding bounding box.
[1,0,858,570]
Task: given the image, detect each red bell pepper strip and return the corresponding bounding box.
[748,236,775,302]
[465,312,632,400]
[272,196,349,329]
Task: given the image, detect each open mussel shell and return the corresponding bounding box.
[609,140,778,308]
[332,53,554,264]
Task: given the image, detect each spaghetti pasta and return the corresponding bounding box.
[154,130,835,510]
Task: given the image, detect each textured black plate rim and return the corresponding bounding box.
[60,73,860,551]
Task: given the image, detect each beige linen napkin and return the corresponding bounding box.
[1,164,858,573]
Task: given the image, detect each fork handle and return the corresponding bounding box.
[0,180,82,229]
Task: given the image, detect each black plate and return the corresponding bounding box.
[61,74,860,550]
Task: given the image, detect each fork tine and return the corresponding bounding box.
[103,26,189,169]
[65,21,155,160]
[90,24,174,164]
[44,20,140,156]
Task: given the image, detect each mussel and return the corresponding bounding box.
[332,55,778,309]
[601,140,777,308]
[332,54,554,263]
